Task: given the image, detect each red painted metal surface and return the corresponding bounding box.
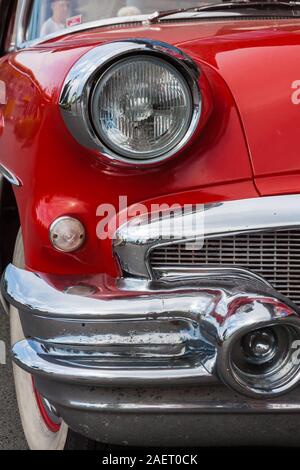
[255,173,300,195]
[4,18,298,275]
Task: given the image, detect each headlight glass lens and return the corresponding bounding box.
[91,56,194,162]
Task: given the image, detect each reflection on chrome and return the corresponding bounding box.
[3,261,300,398]
[114,194,300,278]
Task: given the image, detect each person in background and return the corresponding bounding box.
[117,6,141,16]
[40,0,70,36]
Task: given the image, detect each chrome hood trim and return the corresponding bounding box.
[114,194,300,278]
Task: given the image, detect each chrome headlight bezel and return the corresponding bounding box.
[59,40,202,166]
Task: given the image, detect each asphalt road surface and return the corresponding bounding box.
[0,311,27,450]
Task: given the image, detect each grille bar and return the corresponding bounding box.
[149,229,300,306]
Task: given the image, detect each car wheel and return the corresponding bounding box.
[10,229,95,450]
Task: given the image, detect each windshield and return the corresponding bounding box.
[26,0,297,42]
[27,0,217,41]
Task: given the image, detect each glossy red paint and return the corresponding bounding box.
[0,112,4,138]
[176,20,300,186]
[255,173,300,195]
[6,18,300,275]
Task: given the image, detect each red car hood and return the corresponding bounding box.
[175,18,300,184]
[48,17,300,189]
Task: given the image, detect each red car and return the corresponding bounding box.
[1,0,300,450]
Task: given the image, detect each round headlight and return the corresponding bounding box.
[59,41,202,166]
[90,55,198,163]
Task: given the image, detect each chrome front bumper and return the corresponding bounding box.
[3,262,300,389]
[3,265,300,444]
[4,194,300,445]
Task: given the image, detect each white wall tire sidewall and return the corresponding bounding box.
[10,230,69,450]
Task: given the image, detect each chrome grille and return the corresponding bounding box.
[149,229,300,306]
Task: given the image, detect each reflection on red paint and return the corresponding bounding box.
[66,15,82,28]
[0,112,4,138]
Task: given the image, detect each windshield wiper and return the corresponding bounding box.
[145,1,300,24]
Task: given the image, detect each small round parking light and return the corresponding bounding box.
[49,217,85,253]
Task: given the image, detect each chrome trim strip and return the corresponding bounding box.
[155,265,273,288]
[64,400,300,414]
[114,194,300,278]
[0,163,22,186]
[14,0,33,49]
[12,338,215,386]
[59,39,201,166]
[115,266,273,292]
